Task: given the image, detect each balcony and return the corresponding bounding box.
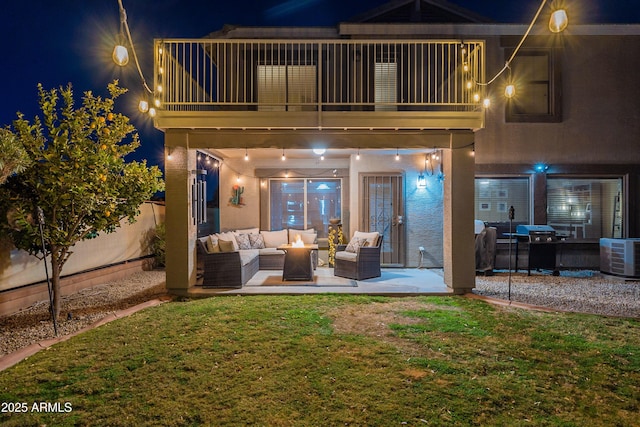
[153,38,485,132]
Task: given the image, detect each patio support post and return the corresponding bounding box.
[164,131,197,295]
[443,132,476,294]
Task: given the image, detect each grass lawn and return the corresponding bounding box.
[1,295,638,426]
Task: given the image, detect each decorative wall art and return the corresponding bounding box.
[229,184,245,207]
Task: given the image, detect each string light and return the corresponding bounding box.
[281,148,286,161]
[356,148,360,160]
[112,1,129,66]
[549,8,568,33]
[474,0,567,103]
[138,99,149,113]
[395,148,400,161]
[244,148,249,161]
[113,0,154,115]
[505,83,516,98]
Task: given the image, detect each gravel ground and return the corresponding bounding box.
[1,269,638,358]
[474,270,640,318]
[0,270,167,357]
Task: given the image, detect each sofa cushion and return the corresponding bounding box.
[239,249,259,266]
[335,251,358,262]
[288,228,316,243]
[218,239,236,253]
[353,231,380,247]
[249,233,265,249]
[301,232,317,244]
[235,233,252,250]
[261,229,288,248]
[235,227,260,236]
[258,247,285,256]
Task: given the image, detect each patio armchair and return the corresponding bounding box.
[333,232,383,280]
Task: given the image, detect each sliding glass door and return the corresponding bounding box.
[269,178,341,238]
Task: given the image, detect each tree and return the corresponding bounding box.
[0,81,164,318]
[0,127,30,184]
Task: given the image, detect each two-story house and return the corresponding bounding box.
[154,0,640,296]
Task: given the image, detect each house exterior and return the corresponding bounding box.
[154,0,640,296]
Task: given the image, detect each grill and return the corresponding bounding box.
[514,225,559,275]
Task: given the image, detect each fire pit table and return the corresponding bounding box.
[278,244,318,281]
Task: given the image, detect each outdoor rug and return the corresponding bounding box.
[249,272,358,287]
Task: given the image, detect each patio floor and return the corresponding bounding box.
[191,267,452,296]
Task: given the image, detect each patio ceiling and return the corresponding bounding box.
[214,147,433,161]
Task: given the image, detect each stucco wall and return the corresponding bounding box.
[476,35,640,166]
[219,158,261,231]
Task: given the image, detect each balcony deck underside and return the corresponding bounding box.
[164,127,475,151]
[155,110,484,134]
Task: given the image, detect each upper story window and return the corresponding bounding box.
[375,61,397,111]
[257,65,317,111]
[506,49,562,122]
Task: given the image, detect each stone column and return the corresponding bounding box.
[443,132,476,294]
[164,131,197,295]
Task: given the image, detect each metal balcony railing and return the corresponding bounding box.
[154,38,484,115]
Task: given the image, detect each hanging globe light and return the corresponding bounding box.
[549,9,568,33]
[112,42,129,66]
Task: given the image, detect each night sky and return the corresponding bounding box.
[1,0,639,169]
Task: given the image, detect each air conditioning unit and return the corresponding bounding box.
[600,238,640,278]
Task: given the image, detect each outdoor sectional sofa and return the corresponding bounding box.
[196,228,317,288]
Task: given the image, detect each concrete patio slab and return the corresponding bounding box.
[189,267,452,296]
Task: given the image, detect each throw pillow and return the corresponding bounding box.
[235,233,252,250]
[345,237,366,253]
[206,236,221,253]
[353,231,379,247]
[216,231,239,250]
[218,239,236,253]
[249,233,265,249]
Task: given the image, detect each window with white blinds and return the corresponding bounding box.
[257,65,286,111]
[257,65,316,111]
[547,178,623,239]
[286,65,316,111]
[475,178,530,224]
[375,62,397,111]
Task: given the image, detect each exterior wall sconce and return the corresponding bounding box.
[417,173,427,188]
[535,163,549,173]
